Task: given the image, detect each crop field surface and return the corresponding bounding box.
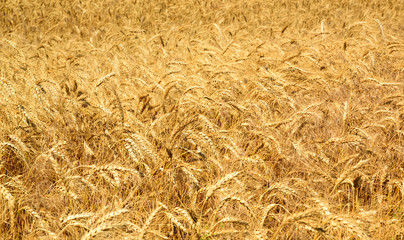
[0,0,403,239]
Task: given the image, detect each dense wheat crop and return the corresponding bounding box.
[0,0,403,239]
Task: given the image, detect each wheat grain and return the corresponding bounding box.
[204,172,240,201]
[93,209,129,226]
[165,212,188,234]
[213,196,256,220]
[326,215,370,239]
[96,72,116,87]
[139,202,167,240]
[260,204,285,226]
[61,213,95,224]
[173,207,197,229]
[210,217,249,232]
[333,159,370,193]
[81,224,115,240]
[0,184,15,232]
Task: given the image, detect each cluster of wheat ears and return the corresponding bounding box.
[0,0,403,239]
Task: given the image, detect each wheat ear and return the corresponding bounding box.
[204,171,240,201]
[139,202,167,239]
[0,184,15,229]
[271,209,321,240]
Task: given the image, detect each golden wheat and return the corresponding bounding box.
[0,0,403,239]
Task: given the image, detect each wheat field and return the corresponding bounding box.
[0,0,403,239]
